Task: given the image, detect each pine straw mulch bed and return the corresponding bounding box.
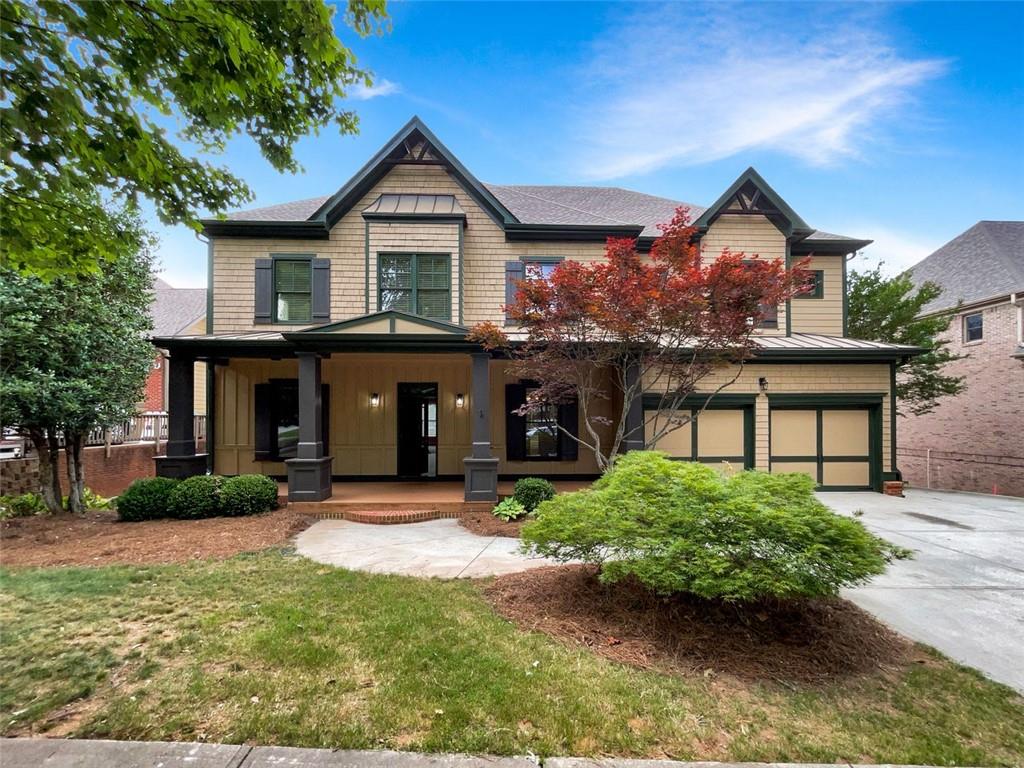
[458,510,529,538]
[485,564,914,684]
[0,508,316,568]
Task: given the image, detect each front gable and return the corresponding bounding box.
[293,310,468,337]
[694,167,813,240]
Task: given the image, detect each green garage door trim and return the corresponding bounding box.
[642,394,756,470]
[768,394,884,491]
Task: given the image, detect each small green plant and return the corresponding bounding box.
[521,451,911,601]
[220,474,279,517]
[167,475,223,520]
[513,477,555,512]
[493,497,527,522]
[0,492,46,519]
[115,477,180,522]
[82,487,111,509]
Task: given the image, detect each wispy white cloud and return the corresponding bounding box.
[848,225,940,275]
[350,78,400,101]
[573,5,948,179]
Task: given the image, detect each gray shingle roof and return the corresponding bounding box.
[907,221,1024,314]
[151,277,206,337]
[220,184,859,244]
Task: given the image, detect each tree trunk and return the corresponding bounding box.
[65,432,85,514]
[29,428,63,514]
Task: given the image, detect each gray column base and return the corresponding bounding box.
[285,456,333,502]
[463,456,499,502]
[154,453,208,479]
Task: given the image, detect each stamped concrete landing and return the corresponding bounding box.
[294,518,554,578]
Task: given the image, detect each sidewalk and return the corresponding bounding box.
[0,738,956,768]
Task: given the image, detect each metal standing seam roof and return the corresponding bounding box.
[222,185,861,245]
[907,221,1024,314]
[362,193,464,216]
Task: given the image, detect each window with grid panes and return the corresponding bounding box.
[378,254,450,320]
[274,258,312,323]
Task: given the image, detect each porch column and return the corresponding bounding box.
[463,352,499,502]
[285,351,333,501]
[623,359,645,452]
[154,353,207,478]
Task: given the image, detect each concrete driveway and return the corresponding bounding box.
[824,489,1024,692]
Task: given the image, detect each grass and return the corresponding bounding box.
[1,549,1022,764]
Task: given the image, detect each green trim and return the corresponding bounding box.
[504,223,641,242]
[768,393,885,407]
[794,270,824,300]
[364,220,370,314]
[842,254,849,336]
[641,397,755,470]
[792,238,872,255]
[520,255,566,264]
[693,167,812,239]
[457,224,464,325]
[784,242,792,336]
[206,239,214,333]
[889,360,898,474]
[201,220,329,239]
[361,213,466,224]
[376,252,453,322]
[299,309,467,335]
[311,116,517,230]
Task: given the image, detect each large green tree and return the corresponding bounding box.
[847,266,965,416]
[0,198,156,513]
[1,0,387,277]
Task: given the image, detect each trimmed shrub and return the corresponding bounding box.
[513,477,555,513]
[493,497,527,522]
[521,451,910,601]
[167,474,223,520]
[116,477,180,522]
[221,474,279,517]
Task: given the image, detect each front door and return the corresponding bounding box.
[396,382,438,477]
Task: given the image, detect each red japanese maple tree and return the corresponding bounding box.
[469,208,809,470]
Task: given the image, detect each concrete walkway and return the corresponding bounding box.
[0,738,964,767]
[826,489,1024,692]
[295,518,554,578]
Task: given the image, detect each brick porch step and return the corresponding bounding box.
[287,500,493,521]
[337,508,460,524]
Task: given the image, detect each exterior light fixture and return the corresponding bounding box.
[455,393,465,408]
[370,392,380,408]
[758,377,769,393]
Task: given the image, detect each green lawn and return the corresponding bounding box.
[1,549,1022,764]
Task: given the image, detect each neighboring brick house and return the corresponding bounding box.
[147,277,208,415]
[899,221,1024,496]
[152,116,921,501]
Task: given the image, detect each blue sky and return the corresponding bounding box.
[154,1,1024,287]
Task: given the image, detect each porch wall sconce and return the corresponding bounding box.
[758,377,769,393]
[370,392,380,408]
[455,393,465,408]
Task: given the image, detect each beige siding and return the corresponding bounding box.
[789,255,844,335]
[700,214,787,336]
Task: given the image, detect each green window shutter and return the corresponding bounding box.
[254,259,273,324]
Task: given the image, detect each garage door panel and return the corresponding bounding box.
[822,410,869,455]
[822,461,871,486]
[771,461,818,480]
[696,409,744,458]
[645,409,692,458]
[770,410,816,455]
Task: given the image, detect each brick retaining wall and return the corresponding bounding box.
[1,440,206,499]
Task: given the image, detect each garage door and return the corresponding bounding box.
[645,405,753,469]
[770,406,876,489]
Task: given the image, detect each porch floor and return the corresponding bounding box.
[280,479,592,516]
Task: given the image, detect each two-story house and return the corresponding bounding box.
[153,117,920,502]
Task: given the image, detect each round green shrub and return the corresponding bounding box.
[116,477,180,522]
[512,477,556,513]
[167,474,223,520]
[521,451,911,601]
[220,474,279,517]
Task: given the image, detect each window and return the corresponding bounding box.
[742,259,779,328]
[523,259,560,281]
[254,379,330,462]
[274,258,312,323]
[795,270,824,299]
[378,253,451,320]
[964,312,984,342]
[525,387,560,459]
[272,380,300,459]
